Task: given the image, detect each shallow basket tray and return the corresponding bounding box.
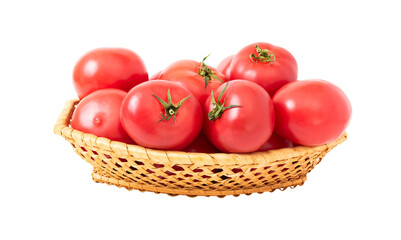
[54,100,347,197]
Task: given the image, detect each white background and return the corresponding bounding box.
[1,0,400,239]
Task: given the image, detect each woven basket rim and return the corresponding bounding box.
[54,99,347,166]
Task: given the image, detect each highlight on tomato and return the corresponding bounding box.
[73,48,148,99]
[273,79,352,146]
[203,80,275,153]
[70,89,133,143]
[120,80,203,150]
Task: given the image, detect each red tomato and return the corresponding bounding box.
[203,80,275,153]
[120,80,203,150]
[216,55,234,78]
[183,133,220,153]
[154,56,227,104]
[70,89,133,143]
[73,48,148,99]
[228,42,298,96]
[273,80,352,146]
[257,132,293,151]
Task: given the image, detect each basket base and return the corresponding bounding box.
[91,168,307,198]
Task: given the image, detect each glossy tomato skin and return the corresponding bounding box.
[257,132,293,151]
[273,80,352,146]
[120,80,203,150]
[73,48,148,99]
[203,80,275,153]
[229,42,298,96]
[183,133,220,153]
[71,89,133,143]
[154,60,227,104]
[216,55,234,79]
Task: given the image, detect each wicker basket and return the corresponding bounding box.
[54,99,347,197]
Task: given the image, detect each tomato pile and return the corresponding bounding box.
[70,43,352,153]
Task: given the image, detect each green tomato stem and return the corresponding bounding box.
[153,88,192,125]
[198,54,223,89]
[249,45,276,64]
[208,82,241,121]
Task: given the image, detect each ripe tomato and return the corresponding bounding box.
[273,80,352,146]
[257,132,293,151]
[203,80,275,153]
[70,89,133,143]
[183,133,219,153]
[120,80,203,150]
[228,42,298,96]
[154,56,227,104]
[73,48,148,99]
[216,55,234,78]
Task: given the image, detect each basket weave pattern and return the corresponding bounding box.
[54,100,347,197]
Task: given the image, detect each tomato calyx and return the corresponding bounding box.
[198,55,223,89]
[208,83,241,121]
[250,45,276,64]
[153,89,192,125]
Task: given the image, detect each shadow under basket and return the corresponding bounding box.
[54,100,347,198]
